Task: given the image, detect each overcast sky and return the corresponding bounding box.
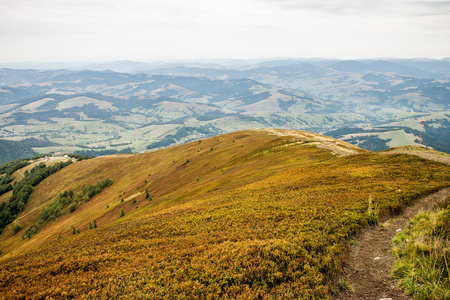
[1,0,449,63]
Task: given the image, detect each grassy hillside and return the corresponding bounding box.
[0,129,449,298]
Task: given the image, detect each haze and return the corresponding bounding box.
[1,0,450,63]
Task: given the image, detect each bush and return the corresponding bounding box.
[69,203,78,213]
[12,224,22,233]
[89,219,98,229]
[22,225,38,239]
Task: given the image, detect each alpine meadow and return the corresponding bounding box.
[1,129,449,299]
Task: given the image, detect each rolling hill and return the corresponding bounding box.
[1,58,449,162]
[0,129,449,298]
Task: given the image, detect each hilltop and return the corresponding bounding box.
[0,129,449,298]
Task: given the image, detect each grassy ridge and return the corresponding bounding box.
[0,130,449,298]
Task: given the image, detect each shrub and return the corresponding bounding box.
[89,219,98,230]
[12,224,22,233]
[366,195,379,225]
[69,203,78,213]
[22,225,38,239]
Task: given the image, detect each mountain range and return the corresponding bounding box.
[0,58,449,163]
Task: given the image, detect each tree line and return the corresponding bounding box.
[0,160,72,233]
[22,178,113,239]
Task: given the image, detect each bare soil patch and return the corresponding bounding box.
[261,128,361,156]
[381,147,450,165]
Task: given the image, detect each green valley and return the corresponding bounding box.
[1,58,449,164]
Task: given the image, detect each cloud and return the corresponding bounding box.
[255,0,389,15]
[411,0,450,15]
[0,0,449,61]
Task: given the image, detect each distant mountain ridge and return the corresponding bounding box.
[0,58,449,160]
[2,58,450,77]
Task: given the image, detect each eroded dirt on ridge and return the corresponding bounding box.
[261,128,362,156]
[381,147,450,165]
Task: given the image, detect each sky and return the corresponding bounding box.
[1,0,450,63]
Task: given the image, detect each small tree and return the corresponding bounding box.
[120,209,125,217]
[72,226,80,235]
[89,219,98,229]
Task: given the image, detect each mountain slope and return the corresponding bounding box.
[0,130,449,298]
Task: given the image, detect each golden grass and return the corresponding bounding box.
[0,129,449,298]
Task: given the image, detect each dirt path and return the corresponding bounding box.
[335,147,450,300]
[337,187,450,300]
